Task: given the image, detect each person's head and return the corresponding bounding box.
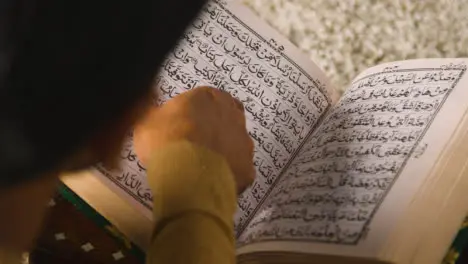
[0,0,206,250]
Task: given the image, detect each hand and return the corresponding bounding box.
[133,86,255,193]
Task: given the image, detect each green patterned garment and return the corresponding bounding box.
[58,184,146,262]
[443,217,468,264]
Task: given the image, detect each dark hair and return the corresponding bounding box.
[0,0,207,187]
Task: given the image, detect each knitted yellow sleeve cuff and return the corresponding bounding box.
[147,141,237,228]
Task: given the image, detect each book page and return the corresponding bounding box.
[91,0,338,230]
[237,59,468,258]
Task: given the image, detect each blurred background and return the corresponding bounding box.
[244,0,468,92]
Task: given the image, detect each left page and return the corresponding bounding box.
[91,0,338,228]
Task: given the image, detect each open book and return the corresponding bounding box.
[61,1,468,263]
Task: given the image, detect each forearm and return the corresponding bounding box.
[146,141,237,264]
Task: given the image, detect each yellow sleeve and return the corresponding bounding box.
[146,141,237,264]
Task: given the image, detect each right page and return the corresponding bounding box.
[237,58,468,259]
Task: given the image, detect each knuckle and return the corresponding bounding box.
[192,86,216,99]
[248,137,255,150]
[233,98,244,110]
[248,172,255,183]
[196,86,216,92]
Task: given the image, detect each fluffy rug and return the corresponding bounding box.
[243,0,468,92]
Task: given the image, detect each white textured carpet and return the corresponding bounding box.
[244,0,468,92]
